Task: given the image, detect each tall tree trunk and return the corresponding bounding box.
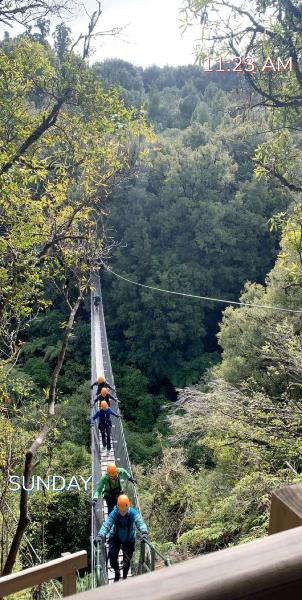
[1,293,83,576]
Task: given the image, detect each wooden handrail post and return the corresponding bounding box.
[62,571,77,596]
[61,553,77,597]
[269,483,302,534]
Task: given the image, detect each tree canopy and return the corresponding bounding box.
[0,21,150,576]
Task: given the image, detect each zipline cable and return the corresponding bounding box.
[103,264,302,315]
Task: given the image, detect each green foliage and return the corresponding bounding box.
[4,24,302,571]
[115,366,164,430]
[0,36,150,369]
[102,99,289,385]
[184,0,302,193]
[111,366,165,465]
[56,384,91,448]
[20,302,91,393]
[53,22,71,61]
[178,523,231,553]
[0,30,150,573]
[141,204,302,557]
[124,424,163,465]
[42,492,90,559]
[139,449,199,544]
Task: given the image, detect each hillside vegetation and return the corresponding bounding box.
[1,0,302,585]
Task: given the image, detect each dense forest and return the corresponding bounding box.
[1,0,302,594]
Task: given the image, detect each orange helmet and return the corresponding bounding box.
[100,400,108,410]
[117,494,130,511]
[107,463,118,478]
[97,376,105,384]
[100,387,108,398]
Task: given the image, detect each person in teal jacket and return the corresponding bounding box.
[91,463,136,514]
[97,494,148,582]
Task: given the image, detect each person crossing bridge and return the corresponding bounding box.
[97,494,148,582]
[94,386,117,408]
[91,400,120,451]
[91,375,115,397]
[92,463,136,514]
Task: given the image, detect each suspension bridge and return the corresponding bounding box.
[1,276,302,598]
[90,275,170,587]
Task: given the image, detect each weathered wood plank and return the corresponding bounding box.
[61,553,78,597]
[68,526,302,600]
[62,571,77,597]
[0,550,87,597]
[269,483,302,534]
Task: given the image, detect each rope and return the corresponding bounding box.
[103,264,302,315]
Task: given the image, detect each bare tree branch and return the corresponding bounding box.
[0,98,66,176]
[254,158,302,192]
[0,0,76,27]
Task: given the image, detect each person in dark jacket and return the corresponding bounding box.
[94,386,118,408]
[94,295,101,310]
[91,463,136,514]
[97,494,148,582]
[91,400,120,451]
[91,375,115,396]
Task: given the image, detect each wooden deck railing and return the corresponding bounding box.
[269,483,302,534]
[0,550,87,598]
[2,484,302,599]
[70,483,302,600]
[67,525,302,600]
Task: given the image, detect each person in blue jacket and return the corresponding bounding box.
[91,400,120,451]
[97,494,148,582]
